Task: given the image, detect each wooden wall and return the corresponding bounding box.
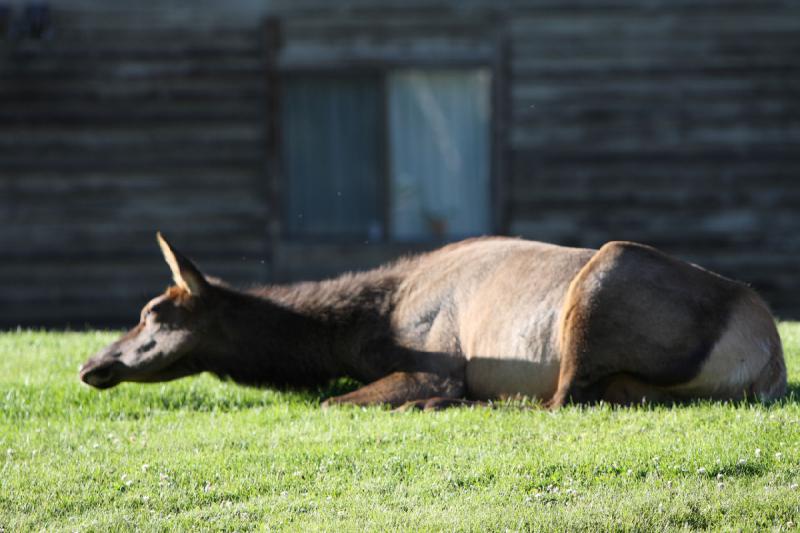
[1,0,799,326]
[503,1,800,316]
[0,6,271,326]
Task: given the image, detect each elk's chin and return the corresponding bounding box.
[125,359,196,383]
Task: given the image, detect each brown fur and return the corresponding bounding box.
[549,242,745,406]
[79,235,787,409]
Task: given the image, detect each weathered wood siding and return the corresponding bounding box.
[0,6,271,326]
[504,1,800,317]
[1,0,799,326]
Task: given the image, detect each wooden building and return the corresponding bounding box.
[1,0,799,327]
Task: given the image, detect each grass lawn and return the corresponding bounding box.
[1,326,799,531]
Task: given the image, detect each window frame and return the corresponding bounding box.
[263,16,511,271]
[275,57,506,243]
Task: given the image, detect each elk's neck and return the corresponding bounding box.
[202,268,402,388]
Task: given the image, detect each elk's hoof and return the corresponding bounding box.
[320,398,336,409]
[392,400,426,413]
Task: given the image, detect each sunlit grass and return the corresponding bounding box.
[1,327,799,530]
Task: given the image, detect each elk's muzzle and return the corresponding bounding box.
[79,355,125,389]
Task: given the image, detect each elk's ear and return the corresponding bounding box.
[156,232,209,296]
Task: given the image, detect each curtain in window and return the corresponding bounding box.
[388,69,491,240]
[282,76,383,238]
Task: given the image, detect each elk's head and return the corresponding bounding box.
[79,233,218,389]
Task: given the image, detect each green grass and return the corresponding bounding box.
[1,327,799,532]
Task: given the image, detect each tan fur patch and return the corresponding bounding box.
[165,285,193,306]
[671,290,785,401]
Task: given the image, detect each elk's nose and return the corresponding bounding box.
[79,359,122,389]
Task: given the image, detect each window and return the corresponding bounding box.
[281,75,384,238]
[281,68,491,242]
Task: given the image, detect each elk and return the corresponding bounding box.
[79,233,787,409]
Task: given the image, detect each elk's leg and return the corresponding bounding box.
[321,371,464,409]
[394,397,488,412]
[600,374,673,406]
[544,372,601,409]
[546,373,670,408]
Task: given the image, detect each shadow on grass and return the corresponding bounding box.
[20,377,789,420]
[314,377,363,399]
[91,377,365,418]
[784,381,800,403]
[708,460,769,479]
[280,377,800,411]
[665,380,800,409]
[82,376,800,417]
